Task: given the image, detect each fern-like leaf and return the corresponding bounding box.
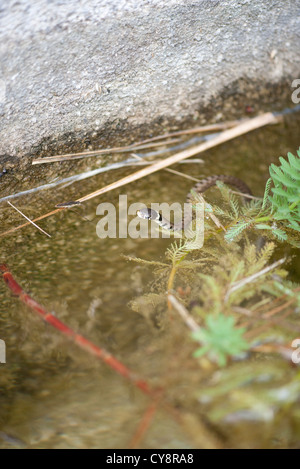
[268,149,300,233]
[261,178,272,211]
[225,221,252,242]
[272,228,288,241]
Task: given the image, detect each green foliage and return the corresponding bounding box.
[195,241,283,312]
[269,150,300,232]
[124,148,300,447]
[192,314,249,366]
[261,178,272,211]
[224,220,253,242]
[216,148,300,246]
[166,240,189,265]
[272,228,288,241]
[165,209,205,266]
[263,280,300,308]
[127,149,300,371]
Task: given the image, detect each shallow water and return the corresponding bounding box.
[0,112,299,448]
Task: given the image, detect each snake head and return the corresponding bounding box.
[137,208,159,220]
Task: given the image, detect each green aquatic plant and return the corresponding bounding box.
[127,149,300,369]
[269,150,300,231]
[192,314,248,367]
[223,148,300,245]
[123,147,300,448]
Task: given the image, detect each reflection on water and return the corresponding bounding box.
[0,113,299,448]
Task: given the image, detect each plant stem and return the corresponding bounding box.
[254,215,272,223]
[0,264,153,395]
[168,265,177,293]
[289,199,300,211]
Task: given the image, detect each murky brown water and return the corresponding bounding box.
[0,112,299,448]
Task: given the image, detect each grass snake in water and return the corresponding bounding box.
[137,175,252,231]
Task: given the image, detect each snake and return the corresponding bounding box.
[137,175,252,231]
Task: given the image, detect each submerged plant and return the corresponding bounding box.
[192,314,248,367]
[127,149,300,369]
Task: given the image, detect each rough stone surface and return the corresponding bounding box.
[0,0,299,160]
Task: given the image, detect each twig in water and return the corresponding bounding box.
[230,190,261,200]
[0,264,153,395]
[77,113,279,204]
[128,394,162,449]
[250,343,294,361]
[32,120,245,165]
[164,168,201,183]
[190,190,226,231]
[130,151,202,183]
[263,296,299,319]
[126,120,244,147]
[32,138,183,165]
[225,258,286,301]
[0,158,203,205]
[7,201,52,238]
[168,294,201,334]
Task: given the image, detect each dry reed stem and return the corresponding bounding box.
[32,139,182,164]
[32,120,243,165]
[168,294,201,333]
[7,201,52,238]
[78,113,278,204]
[0,113,279,238]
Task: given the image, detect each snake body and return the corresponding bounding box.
[137,175,252,231]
